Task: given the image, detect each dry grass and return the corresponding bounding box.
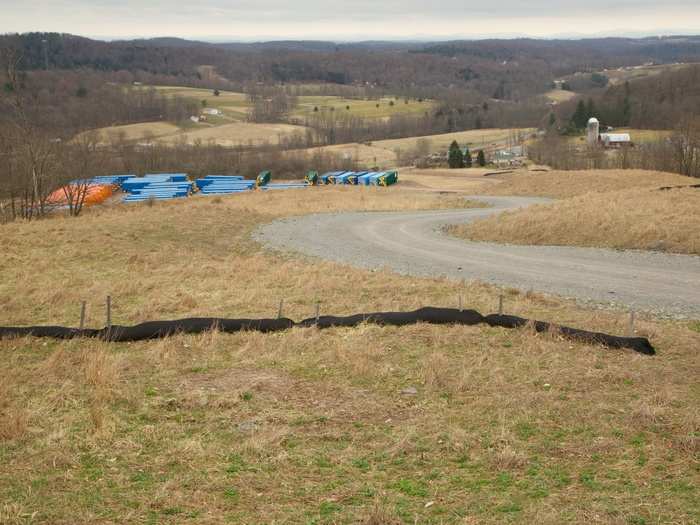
[87,121,182,143]
[291,95,436,120]
[158,121,311,147]
[565,129,673,146]
[399,167,505,192]
[544,90,576,103]
[0,185,698,524]
[299,128,533,168]
[452,186,700,255]
[472,168,696,198]
[374,128,533,153]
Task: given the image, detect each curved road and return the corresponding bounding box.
[255,196,700,318]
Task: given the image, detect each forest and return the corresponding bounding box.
[5,33,700,100]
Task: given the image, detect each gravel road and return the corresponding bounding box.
[255,196,700,318]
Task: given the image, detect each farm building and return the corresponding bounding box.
[202,108,222,116]
[600,133,632,147]
[587,117,633,148]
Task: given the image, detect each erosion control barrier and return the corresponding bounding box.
[0,307,654,355]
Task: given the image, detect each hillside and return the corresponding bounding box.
[6,33,700,100]
[553,64,700,129]
[1,186,698,524]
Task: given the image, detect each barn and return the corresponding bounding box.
[600,133,632,148]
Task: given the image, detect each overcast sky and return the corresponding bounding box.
[1,0,699,41]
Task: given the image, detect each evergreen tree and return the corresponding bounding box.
[571,100,587,129]
[621,81,632,126]
[448,140,464,169]
[464,148,473,168]
[477,150,486,167]
[585,98,596,121]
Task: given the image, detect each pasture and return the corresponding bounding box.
[151,86,251,121]
[303,128,534,168]
[0,184,698,524]
[447,169,700,255]
[290,95,436,120]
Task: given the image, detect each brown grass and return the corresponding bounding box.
[472,168,696,198]
[399,167,505,192]
[0,184,698,523]
[158,121,311,147]
[452,185,700,255]
[87,121,182,143]
[298,128,533,168]
[544,90,577,103]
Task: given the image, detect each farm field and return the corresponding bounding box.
[302,128,533,168]
[1,185,698,524]
[90,86,441,148]
[544,89,576,103]
[467,168,692,198]
[602,62,697,86]
[399,167,505,192]
[447,169,700,254]
[290,95,435,120]
[158,121,310,147]
[566,128,673,147]
[89,121,182,142]
[151,86,251,121]
[88,120,310,147]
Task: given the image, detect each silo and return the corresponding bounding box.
[587,117,600,146]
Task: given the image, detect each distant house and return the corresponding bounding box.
[600,133,632,148]
[202,108,222,116]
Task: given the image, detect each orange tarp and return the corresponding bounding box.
[47,184,114,207]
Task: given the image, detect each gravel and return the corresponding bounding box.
[254,196,700,319]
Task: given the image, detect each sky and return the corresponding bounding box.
[1,0,699,41]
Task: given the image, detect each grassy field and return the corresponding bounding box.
[150,87,436,122]
[399,167,505,192]
[290,96,435,120]
[91,120,310,147]
[1,185,698,524]
[544,90,577,104]
[303,129,534,168]
[446,169,700,255]
[567,129,673,146]
[151,86,251,121]
[603,62,697,86]
[93,86,440,148]
[159,122,310,147]
[468,168,694,199]
[89,122,183,142]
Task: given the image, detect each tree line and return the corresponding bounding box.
[7,33,700,103]
[529,120,700,178]
[557,65,700,132]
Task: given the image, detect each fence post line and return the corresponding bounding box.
[315,301,320,326]
[106,295,112,332]
[498,294,504,315]
[458,294,462,312]
[277,299,284,319]
[629,310,636,336]
[79,301,86,330]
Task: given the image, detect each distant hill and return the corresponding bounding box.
[4,32,700,101]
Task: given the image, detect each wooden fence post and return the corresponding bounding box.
[79,301,86,330]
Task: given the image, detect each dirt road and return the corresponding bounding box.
[255,196,700,318]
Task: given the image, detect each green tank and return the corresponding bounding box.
[305,170,319,185]
[256,170,271,187]
[377,170,398,186]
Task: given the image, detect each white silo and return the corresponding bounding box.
[587,117,600,146]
